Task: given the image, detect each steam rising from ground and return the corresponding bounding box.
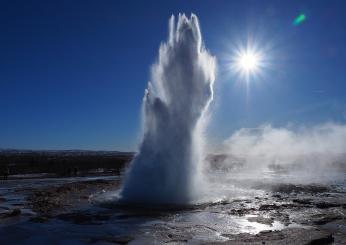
[120,14,216,204]
[217,123,346,183]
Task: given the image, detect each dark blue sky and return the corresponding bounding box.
[1,0,346,150]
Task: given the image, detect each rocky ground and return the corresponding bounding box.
[0,177,345,244]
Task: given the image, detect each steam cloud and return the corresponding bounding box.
[120,14,216,204]
[220,123,346,183]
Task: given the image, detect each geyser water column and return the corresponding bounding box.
[120,14,216,205]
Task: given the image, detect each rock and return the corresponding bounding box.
[30,216,50,223]
[306,234,334,245]
[315,202,339,209]
[0,208,21,219]
[259,204,280,211]
[292,199,312,205]
[312,214,340,225]
[259,230,272,234]
[272,184,329,194]
[8,208,21,217]
[110,236,134,244]
[57,212,111,224]
[228,208,256,215]
[89,235,134,244]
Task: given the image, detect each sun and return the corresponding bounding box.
[233,49,263,76]
[238,52,259,72]
[228,43,266,82]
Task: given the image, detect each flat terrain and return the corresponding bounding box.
[0,151,345,244]
[0,149,133,178]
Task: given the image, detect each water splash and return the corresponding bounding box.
[120,14,216,205]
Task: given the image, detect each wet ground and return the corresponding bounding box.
[0,173,345,244]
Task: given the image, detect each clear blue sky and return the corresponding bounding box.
[1,0,345,150]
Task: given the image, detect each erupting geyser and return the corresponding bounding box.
[120,14,216,204]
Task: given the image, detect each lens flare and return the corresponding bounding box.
[293,14,306,26]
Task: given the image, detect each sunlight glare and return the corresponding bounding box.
[230,45,265,82]
[238,52,259,72]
